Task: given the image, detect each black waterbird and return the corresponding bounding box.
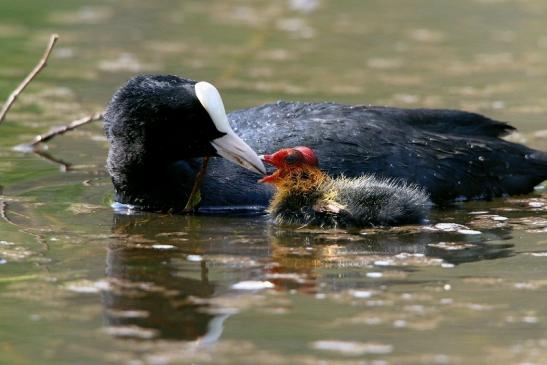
[104,74,547,213]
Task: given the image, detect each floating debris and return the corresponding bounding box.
[312,340,393,355]
[429,223,482,235]
[103,325,158,339]
[0,243,34,261]
[458,229,482,235]
[231,281,275,290]
[289,0,320,14]
[434,223,466,231]
[265,272,309,284]
[186,254,203,262]
[466,303,494,311]
[428,242,477,250]
[366,272,383,278]
[511,217,547,231]
[374,260,393,266]
[350,290,374,299]
[105,309,149,319]
[393,319,407,328]
[514,282,535,290]
[522,316,539,324]
[441,263,455,268]
[469,214,509,229]
[506,198,547,211]
[276,18,315,39]
[151,244,175,250]
[65,280,110,294]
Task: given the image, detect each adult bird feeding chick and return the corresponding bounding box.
[104,75,547,213]
[259,147,431,228]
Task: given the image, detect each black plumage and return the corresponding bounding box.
[104,75,223,211]
[104,74,547,212]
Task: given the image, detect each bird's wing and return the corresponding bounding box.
[362,106,515,138]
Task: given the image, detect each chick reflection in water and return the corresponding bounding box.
[106,211,515,304]
[104,213,223,342]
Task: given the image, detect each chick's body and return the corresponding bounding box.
[264,158,431,229]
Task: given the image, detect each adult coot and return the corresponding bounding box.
[259,146,431,228]
[104,75,547,212]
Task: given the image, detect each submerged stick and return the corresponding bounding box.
[0,34,59,124]
[0,201,16,226]
[182,156,210,213]
[26,111,104,147]
[13,111,103,171]
[32,149,72,172]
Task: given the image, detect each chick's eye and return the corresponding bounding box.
[284,153,300,165]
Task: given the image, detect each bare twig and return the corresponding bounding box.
[0,34,59,124]
[0,200,49,252]
[0,201,16,226]
[32,149,72,172]
[13,112,104,172]
[27,111,104,147]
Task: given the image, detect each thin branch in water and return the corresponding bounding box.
[32,149,72,172]
[0,201,16,226]
[0,200,49,253]
[0,34,59,124]
[13,112,104,171]
[25,111,104,148]
[182,156,210,213]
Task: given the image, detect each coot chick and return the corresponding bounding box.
[104,75,547,212]
[260,147,431,228]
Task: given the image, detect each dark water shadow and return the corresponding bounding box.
[103,213,221,342]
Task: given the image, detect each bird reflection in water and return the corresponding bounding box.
[104,210,515,342]
[104,212,225,343]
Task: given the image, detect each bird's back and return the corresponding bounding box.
[267,174,431,228]
[331,175,431,227]
[209,102,547,206]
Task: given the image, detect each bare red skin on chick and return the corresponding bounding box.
[259,146,318,183]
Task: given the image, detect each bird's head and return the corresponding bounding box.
[105,75,266,175]
[259,146,322,187]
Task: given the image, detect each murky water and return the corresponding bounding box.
[1,0,547,364]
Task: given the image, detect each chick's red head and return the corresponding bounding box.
[259,146,318,184]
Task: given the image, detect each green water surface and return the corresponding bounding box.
[1,1,547,364]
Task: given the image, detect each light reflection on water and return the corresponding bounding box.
[0,0,547,364]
